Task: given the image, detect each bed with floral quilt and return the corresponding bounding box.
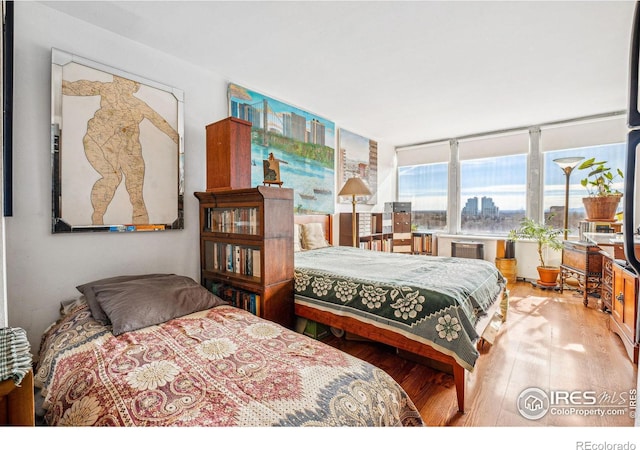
[293,242,506,413]
[34,274,424,427]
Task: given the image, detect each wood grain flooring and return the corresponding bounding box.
[319,281,638,426]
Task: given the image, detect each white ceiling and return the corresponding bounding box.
[41,1,637,147]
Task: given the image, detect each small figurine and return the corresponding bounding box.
[263,152,287,187]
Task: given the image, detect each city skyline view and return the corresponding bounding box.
[399,142,625,214]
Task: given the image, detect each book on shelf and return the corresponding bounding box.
[252,249,261,278]
[226,244,234,271]
[234,246,241,274]
[413,234,422,252]
[208,281,261,316]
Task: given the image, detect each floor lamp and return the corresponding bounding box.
[553,156,584,240]
[338,177,372,247]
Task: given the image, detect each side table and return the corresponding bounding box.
[0,370,35,426]
[559,240,603,308]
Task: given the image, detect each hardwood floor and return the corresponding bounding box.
[320,281,638,426]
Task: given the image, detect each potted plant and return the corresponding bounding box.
[577,158,623,222]
[509,217,564,287]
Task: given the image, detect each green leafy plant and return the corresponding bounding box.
[578,157,623,197]
[508,217,564,268]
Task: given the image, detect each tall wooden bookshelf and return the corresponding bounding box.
[194,187,294,328]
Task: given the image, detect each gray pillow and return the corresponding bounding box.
[94,275,227,336]
[76,274,169,324]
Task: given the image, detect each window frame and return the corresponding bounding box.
[395,113,626,236]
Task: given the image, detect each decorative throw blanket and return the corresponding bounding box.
[0,327,32,385]
[294,246,506,371]
[35,300,424,427]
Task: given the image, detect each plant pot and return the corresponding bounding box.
[537,266,560,287]
[582,195,622,222]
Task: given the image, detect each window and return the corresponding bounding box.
[543,143,625,234]
[398,162,448,231]
[541,116,626,237]
[458,132,529,235]
[460,154,527,234]
[395,113,626,237]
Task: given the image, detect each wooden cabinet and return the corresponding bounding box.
[194,187,294,328]
[205,117,252,192]
[0,370,34,426]
[339,212,391,251]
[610,261,639,364]
[559,241,603,307]
[383,203,412,254]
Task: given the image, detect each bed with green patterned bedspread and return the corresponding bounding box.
[294,246,506,371]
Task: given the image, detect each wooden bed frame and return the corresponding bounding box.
[294,214,503,413]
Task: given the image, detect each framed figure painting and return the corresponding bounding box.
[228,83,335,215]
[51,48,184,233]
[338,128,378,205]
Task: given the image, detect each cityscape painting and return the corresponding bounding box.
[228,83,336,214]
[338,129,377,205]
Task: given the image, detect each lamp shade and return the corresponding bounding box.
[553,156,584,170]
[338,177,372,197]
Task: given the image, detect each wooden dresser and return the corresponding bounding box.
[600,254,639,364]
[0,370,35,425]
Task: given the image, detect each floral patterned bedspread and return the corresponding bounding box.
[34,300,424,427]
[294,246,506,371]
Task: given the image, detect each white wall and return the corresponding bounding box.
[8,2,399,351]
[436,235,561,281]
[8,2,226,350]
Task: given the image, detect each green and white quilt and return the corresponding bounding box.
[294,246,506,371]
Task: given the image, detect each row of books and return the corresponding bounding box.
[359,237,393,252]
[209,282,261,316]
[205,242,261,277]
[578,221,620,242]
[204,207,259,234]
[412,233,436,254]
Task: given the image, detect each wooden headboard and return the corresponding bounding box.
[294,214,333,245]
